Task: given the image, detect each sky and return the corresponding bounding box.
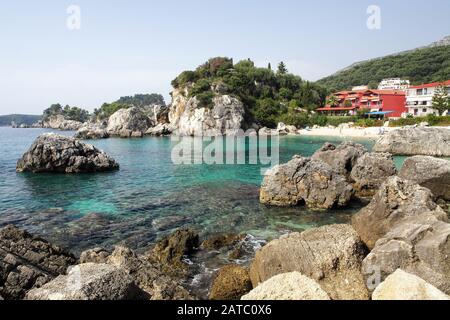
[1,0,449,115]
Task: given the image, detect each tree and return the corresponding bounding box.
[277,62,288,75]
[326,95,339,107]
[432,85,449,115]
[268,62,272,70]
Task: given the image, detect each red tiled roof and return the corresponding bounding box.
[409,80,450,89]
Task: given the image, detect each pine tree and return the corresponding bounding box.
[268,62,272,70]
[432,85,449,116]
[277,62,288,75]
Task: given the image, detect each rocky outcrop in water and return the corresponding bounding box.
[74,123,109,140]
[399,156,450,201]
[0,225,76,300]
[169,89,245,136]
[25,263,143,300]
[352,176,447,249]
[350,152,397,197]
[362,212,450,295]
[107,107,153,138]
[209,265,252,300]
[242,272,330,300]
[260,156,353,210]
[373,127,450,156]
[145,123,175,136]
[312,141,367,176]
[42,115,84,131]
[249,224,369,300]
[16,133,119,173]
[372,269,450,300]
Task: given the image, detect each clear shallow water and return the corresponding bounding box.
[0,127,388,253]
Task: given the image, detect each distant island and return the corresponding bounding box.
[0,114,41,127]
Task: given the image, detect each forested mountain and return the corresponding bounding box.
[317,38,450,91]
[0,114,41,126]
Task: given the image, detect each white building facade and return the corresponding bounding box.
[406,81,450,117]
[378,78,410,90]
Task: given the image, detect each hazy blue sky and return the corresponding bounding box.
[1,0,449,114]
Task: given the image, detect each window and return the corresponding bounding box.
[417,89,423,95]
[414,109,418,115]
[423,88,428,95]
[422,108,427,113]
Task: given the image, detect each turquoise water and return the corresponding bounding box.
[0,127,383,253]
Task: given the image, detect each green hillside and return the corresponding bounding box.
[317,45,450,91]
[0,114,41,126]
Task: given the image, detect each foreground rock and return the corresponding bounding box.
[0,225,76,299]
[350,152,397,197]
[151,228,199,275]
[312,141,367,175]
[352,176,447,249]
[249,224,369,300]
[79,247,110,264]
[25,263,143,300]
[372,269,450,300]
[260,156,353,210]
[373,127,450,156]
[362,213,450,295]
[107,246,192,300]
[107,107,153,137]
[16,133,119,173]
[399,156,450,201]
[209,265,252,300]
[242,272,330,300]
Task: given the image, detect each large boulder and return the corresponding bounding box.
[145,123,175,136]
[79,248,110,264]
[107,107,153,137]
[42,115,84,131]
[0,225,77,299]
[25,263,142,300]
[352,176,447,249]
[173,94,245,136]
[312,141,367,175]
[16,133,119,173]
[399,156,450,201]
[242,272,330,300]
[362,213,450,295]
[107,246,192,300]
[372,269,450,300]
[373,127,450,156]
[209,265,252,300]
[249,224,369,300]
[260,156,353,210]
[350,152,397,197]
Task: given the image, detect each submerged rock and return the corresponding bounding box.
[372,269,450,300]
[260,156,353,210]
[242,272,330,300]
[25,263,143,300]
[209,265,252,300]
[350,152,397,197]
[373,127,450,156]
[0,225,77,299]
[399,156,450,201]
[249,224,369,300]
[16,133,119,173]
[312,141,367,175]
[362,213,450,295]
[107,107,153,137]
[352,176,447,249]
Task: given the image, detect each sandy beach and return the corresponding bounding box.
[296,126,396,139]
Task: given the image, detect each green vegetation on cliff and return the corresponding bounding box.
[317,45,450,91]
[93,93,166,120]
[172,57,328,127]
[43,104,90,123]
